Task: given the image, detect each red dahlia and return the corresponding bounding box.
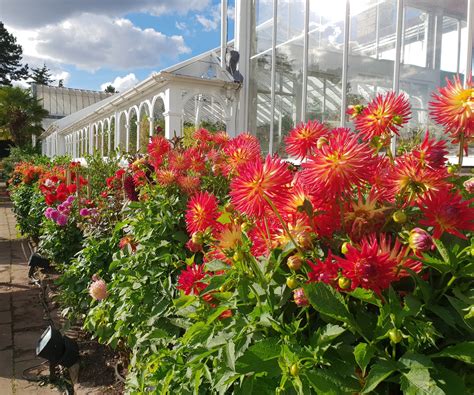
[185,191,220,235]
[354,92,411,142]
[419,188,474,239]
[429,75,474,143]
[230,155,293,217]
[285,120,328,160]
[301,128,376,197]
[177,264,208,295]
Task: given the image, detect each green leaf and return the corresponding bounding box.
[420,255,451,273]
[431,342,474,365]
[348,288,381,306]
[354,343,375,376]
[400,367,445,395]
[304,371,342,395]
[304,282,355,326]
[434,366,470,395]
[362,359,398,393]
[217,211,232,224]
[204,259,229,272]
[433,239,451,265]
[235,338,281,377]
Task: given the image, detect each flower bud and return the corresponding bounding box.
[408,228,434,253]
[293,288,309,307]
[338,276,351,290]
[316,136,328,149]
[392,210,407,224]
[287,255,303,271]
[341,242,350,255]
[392,115,403,125]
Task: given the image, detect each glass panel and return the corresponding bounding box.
[347,0,396,120]
[252,0,274,55]
[276,0,305,44]
[248,55,272,153]
[307,0,346,127]
[399,0,468,157]
[273,38,304,156]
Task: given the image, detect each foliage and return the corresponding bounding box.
[8,79,474,394]
[104,85,116,93]
[1,144,43,181]
[0,86,48,146]
[0,22,29,86]
[30,63,53,86]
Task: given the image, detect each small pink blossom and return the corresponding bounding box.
[293,288,309,307]
[56,213,68,226]
[408,228,434,254]
[89,279,108,301]
[464,177,474,194]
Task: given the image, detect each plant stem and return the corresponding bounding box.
[263,195,305,256]
[458,133,465,169]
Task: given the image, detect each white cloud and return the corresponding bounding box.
[0,0,212,29]
[175,21,187,31]
[196,4,235,32]
[9,14,190,72]
[100,73,139,92]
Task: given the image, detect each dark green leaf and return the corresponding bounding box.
[362,359,398,393]
[400,367,445,395]
[354,343,376,376]
[304,282,355,326]
[431,342,474,365]
[348,288,381,306]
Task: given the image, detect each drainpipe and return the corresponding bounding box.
[221,0,228,69]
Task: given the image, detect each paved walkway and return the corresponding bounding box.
[0,186,60,394]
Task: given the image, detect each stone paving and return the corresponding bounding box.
[0,186,60,394]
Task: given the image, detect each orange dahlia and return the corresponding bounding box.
[177,174,200,194]
[301,128,376,197]
[419,188,474,239]
[185,191,220,235]
[429,75,474,142]
[155,169,178,186]
[354,92,410,142]
[284,119,328,160]
[230,155,293,217]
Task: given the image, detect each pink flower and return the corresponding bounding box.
[293,288,309,306]
[79,208,91,217]
[56,213,68,227]
[50,210,59,221]
[89,279,108,301]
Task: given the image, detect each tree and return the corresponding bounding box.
[30,64,53,86]
[0,22,29,86]
[58,79,64,88]
[104,85,116,93]
[0,86,48,147]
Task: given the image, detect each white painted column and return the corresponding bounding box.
[125,124,130,153]
[57,134,66,156]
[149,116,155,138]
[89,124,94,155]
[163,87,183,139]
[136,120,140,152]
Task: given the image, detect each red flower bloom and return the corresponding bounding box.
[388,155,448,204]
[177,264,208,295]
[212,131,230,147]
[148,136,171,169]
[301,128,376,197]
[184,147,206,173]
[177,174,200,194]
[307,252,339,286]
[223,133,261,176]
[419,188,474,239]
[334,234,419,295]
[429,75,474,143]
[285,120,328,160]
[123,175,139,201]
[411,131,448,169]
[185,191,220,235]
[354,92,411,142]
[168,151,190,172]
[248,215,280,257]
[156,169,178,186]
[230,155,293,217]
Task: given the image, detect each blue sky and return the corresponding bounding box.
[1,0,235,91]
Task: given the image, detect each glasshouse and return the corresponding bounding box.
[1,0,474,394]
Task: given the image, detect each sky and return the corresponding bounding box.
[0,0,235,91]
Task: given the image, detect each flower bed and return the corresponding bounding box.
[8,78,474,394]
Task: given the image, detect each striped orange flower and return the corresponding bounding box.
[230,155,293,217]
[354,92,410,143]
[430,75,474,142]
[285,120,328,160]
[301,128,376,197]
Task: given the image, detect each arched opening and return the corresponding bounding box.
[118,112,128,154]
[128,107,138,153]
[152,96,165,136]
